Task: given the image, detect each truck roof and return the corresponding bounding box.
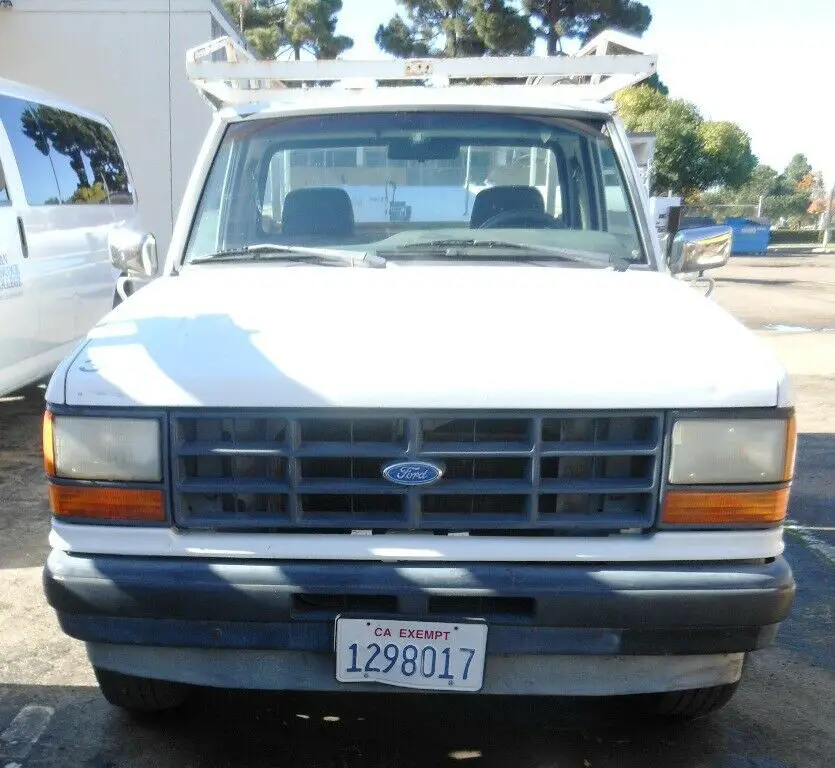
[222,85,617,122]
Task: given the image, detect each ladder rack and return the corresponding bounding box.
[186,31,658,110]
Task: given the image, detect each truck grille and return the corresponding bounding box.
[171,411,663,533]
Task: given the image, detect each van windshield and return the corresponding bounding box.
[184,110,646,267]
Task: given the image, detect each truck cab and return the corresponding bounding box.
[41,34,796,719]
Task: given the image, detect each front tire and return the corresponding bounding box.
[94,668,190,713]
[647,679,741,719]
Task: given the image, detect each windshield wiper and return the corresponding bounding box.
[189,244,385,267]
[376,239,612,268]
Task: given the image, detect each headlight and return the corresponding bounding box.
[669,417,794,485]
[50,416,162,482]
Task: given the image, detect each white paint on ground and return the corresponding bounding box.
[786,520,835,567]
[0,705,54,761]
[763,324,835,334]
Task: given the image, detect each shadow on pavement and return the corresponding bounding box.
[0,387,51,571]
[715,277,798,287]
[0,683,743,768]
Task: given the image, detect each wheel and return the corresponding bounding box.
[94,667,190,713]
[646,679,741,720]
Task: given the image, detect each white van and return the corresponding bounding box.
[0,78,149,397]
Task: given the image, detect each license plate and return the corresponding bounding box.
[335,618,488,692]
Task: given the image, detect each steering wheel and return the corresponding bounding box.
[477,208,563,229]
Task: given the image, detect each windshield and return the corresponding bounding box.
[184,110,646,267]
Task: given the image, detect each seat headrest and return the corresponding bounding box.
[282,187,355,237]
[470,185,545,228]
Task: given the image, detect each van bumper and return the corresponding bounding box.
[44,550,795,695]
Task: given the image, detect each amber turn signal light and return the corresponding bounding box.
[661,488,789,526]
[43,410,56,477]
[48,485,165,522]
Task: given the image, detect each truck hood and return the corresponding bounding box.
[56,266,788,409]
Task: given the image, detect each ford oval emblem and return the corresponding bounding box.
[382,461,444,487]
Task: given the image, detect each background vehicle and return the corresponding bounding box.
[0,78,148,397]
[41,35,795,721]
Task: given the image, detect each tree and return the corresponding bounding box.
[246,26,281,59]
[699,162,822,226]
[744,164,780,198]
[376,0,534,58]
[222,0,285,58]
[780,153,813,192]
[698,121,757,190]
[615,84,756,197]
[223,0,352,60]
[523,0,651,55]
[647,100,708,197]
[644,72,669,96]
[472,0,537,55]
[282,0,353,60]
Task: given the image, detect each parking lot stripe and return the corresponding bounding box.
[787,520,835,567]
[0,706,54,761]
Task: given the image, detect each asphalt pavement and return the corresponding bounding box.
[0,251,833,767]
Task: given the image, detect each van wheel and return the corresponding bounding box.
[647,680,741,720]
[94,668,190,713]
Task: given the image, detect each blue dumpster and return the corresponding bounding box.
[724,217,771,255]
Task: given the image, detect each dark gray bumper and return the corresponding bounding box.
[44,550,795,655]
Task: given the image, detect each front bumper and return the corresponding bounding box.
[44,550,795,695]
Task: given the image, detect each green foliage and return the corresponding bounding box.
[376,0,534,58]
[284,0,353,59]
[644,72,669,96]
[246,26,281,59]
[613,84,668,130]
[472,0,536,55]
[375,14,431,57]
[223,0,352,59]
[780,153,812,191]
[760,194,812,221]
[70,182,109,205]
[222,0,284,58]
[769,229,826,244]
[698,121,757,190]
[615,84,756,197]
[744,164,780,197]
[523,0,651,55]
[698,154,820,227]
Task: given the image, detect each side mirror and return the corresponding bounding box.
[668,225,732,274]
[108,228,159,279]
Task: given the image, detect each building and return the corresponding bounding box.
[0,0,247,254]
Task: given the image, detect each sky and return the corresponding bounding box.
[334,0,834,183]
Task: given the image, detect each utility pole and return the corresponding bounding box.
[757,195,764,218]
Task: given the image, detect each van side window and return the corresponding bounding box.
[0,96,61,206]
[0,157,10,205]
[94,123,134,205]
[31,107,134,205]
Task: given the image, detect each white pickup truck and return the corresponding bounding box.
[41,34,796,720]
